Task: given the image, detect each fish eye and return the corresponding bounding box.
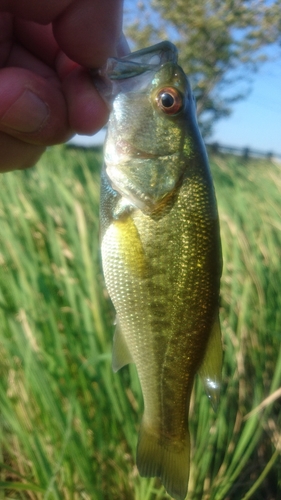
[156,87,183,115]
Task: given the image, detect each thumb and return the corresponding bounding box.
[0,67,70,145]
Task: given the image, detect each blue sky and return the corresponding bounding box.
[70,60,280,154]
[211,57,281,155]
[70,47,281,155]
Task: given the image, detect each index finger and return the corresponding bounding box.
[0,0,72,24]
[3,0,124,67]
[53,0,124,67]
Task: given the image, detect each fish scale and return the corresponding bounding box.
[99,41,222,500]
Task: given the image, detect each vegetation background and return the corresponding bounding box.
[0,145,280,499]
[0,1,281,498]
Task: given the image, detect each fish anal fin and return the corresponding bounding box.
[137,421,190,500]
[198,312,223,411]
[112,320,134,373]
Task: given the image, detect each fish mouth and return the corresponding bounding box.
[105,161,179,214]
[115,139,159,159]
[105,164,154,211]
[104,140,182,213]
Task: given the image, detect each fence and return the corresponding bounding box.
[67,136,281,162]
[206,142,281,161]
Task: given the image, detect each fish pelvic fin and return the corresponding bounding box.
[112,319,134,372]
[111,217,147,278]
[136,421,190,500]
[198,311,223,411]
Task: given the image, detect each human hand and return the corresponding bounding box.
[0,0,128,171]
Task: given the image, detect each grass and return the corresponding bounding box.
[0,146,280,499]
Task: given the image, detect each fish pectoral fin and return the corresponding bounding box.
[198,312,223,411]
[112,319,134,373]
[137,420,190,500]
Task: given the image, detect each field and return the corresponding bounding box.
[0,146,280,500]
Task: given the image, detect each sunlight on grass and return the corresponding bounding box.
[0,146,280,499]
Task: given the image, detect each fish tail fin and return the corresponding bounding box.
[136,420,190,500]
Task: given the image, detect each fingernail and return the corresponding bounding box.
[1,89,49,133]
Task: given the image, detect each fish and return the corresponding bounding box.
[98,41,223,500]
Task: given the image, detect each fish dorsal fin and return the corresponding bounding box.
[198,312,223,411]
[112,319,134,373]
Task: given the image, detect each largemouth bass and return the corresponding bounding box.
[98,41,222,500]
